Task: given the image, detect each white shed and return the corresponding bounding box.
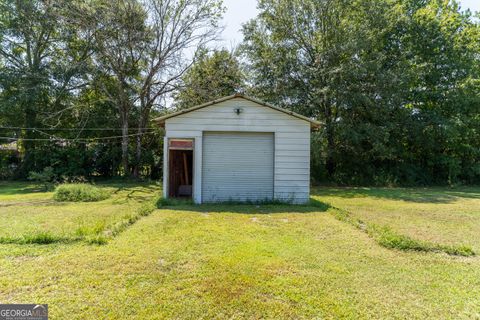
[155,94,320,204]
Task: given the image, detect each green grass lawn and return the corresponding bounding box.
[312,186,480,253]
[0,182,479,319]
[0,181,161,242]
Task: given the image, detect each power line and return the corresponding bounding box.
[0,126,158,131]
[0,132,157,142]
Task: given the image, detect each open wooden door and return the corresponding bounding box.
[168,139,193,198]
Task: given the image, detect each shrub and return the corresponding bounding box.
[53,183,110,202]
[28,167,55,190]
[0,149,19,179]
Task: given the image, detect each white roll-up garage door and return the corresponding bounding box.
[202,132,274,203]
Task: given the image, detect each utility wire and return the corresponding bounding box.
[0,126,157,131]
[0,132,157,142]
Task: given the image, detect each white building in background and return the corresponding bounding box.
[155,94,321,204]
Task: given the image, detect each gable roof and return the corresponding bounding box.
[153,94,322,128]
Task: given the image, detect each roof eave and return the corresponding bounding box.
[153,93,322,128]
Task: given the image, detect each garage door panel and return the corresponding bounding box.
[202,132,274,202]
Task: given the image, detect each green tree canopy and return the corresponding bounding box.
[241,0,480,185]
[173,48,245,109]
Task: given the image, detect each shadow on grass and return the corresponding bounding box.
[0,182,46,196]
[0,200,69,207]
[107,183,161,202]
[156,198,331,214]
[312,186,480,204]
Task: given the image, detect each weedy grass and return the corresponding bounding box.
[330,206,475,256]
[0,231,74,245]
[53,183,111,202]
[156,197,195,207]
[104,200,158,240]
[21,231,67,244]
[1,183,480,318]
[314,186,480,255]
[0,181,161,245]
[1,195,480,319]
[156,197,330,211]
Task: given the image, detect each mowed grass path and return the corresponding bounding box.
[0,183,479,319]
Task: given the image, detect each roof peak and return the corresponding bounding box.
[153,94,322,128]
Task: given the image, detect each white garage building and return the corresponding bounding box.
[155,94,320,204]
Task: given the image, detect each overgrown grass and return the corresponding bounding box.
[0,181,161,245]
[1,203,480,318]
[313,186,480,253]
[373,225,475,256]
[1,184,480,318]
[156,197,330,209]
[20,199,159,246]
[330,206,475,256]
[53,183,110,202]
[99,200,158,242]
[156,197,195,207]
[0,231,74,245]
[70,197,159,245]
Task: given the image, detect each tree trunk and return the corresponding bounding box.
[325,125,335,177]
[133,103,150,178]
[18,104,37,177]
[324,106,335,178]
[133,130,142,178]
[120,111,129,176]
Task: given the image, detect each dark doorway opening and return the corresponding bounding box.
[169,149,193,198]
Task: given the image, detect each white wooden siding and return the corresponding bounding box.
[165,97,310,204]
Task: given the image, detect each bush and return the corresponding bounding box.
[28,166,55,190]
[53,183,110,202]
[0,149,19,180]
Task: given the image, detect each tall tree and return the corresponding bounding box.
[242,0,480,185]
[399,1,480,183]
[173,48,245,109]
[0,0,90,175]
[241,0,400,178]
[76,0,224,176]
[134,0,224,177]
[72,0,147,176]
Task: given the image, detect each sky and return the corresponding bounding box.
[219,0,480,47]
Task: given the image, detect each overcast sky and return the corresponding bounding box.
[219,0,480,47]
